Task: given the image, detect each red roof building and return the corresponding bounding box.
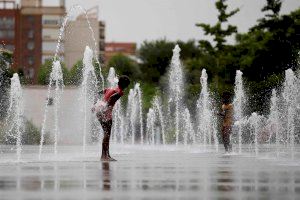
[105,42,136,63]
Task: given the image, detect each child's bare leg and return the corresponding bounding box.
[100,120,116,161]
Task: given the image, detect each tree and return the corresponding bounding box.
[139,40,174,82]
[107,53,141,80]
[37,59,69,85]
[252,0,282,31]
[68,60,83,85]
[194,0,239,91]
[196,0,239,53]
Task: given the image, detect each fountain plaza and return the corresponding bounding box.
[0,6,300,200]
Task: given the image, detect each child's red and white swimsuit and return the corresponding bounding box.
[94,86,124,121]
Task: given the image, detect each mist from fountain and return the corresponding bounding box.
[5,73,23,161]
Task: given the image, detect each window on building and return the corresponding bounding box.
[0,17,15,29]
[28,56,34,65]
[28,67,34,79]
[43,19,59,25]
[27,16,34,23]
[0,30,14,39]
[42,42,61,52]
[27,41,34,50]
[28,30,34,38]
[4,44,14,51]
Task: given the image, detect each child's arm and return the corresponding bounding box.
[218,104,226,117]
[107,93,122,106]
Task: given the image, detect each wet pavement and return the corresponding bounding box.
[0,145,300,200]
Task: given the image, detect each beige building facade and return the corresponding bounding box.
[65,6,105,69]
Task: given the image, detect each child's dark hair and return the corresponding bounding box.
[118,75,130,89]
[222,91,231,104]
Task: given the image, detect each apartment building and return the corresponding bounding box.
[65,6,105,69]
[0,0,20,70]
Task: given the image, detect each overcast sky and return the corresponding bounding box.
[42,0,300,45]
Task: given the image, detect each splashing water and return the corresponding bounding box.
[38,5,104,159]
[168,45,184,145]
[233,70,246,153]
[152,96,166,145]
[55,4,104,89]
[282,69,298,158]
[126,83,143,144]
[107,67,118,88]
[146,108,155,145]
[267,89,280,156]
[5,73,24,161]
[182,108,195,145]
[197,69,218,150]
[39,61,64,159]
[247,112,265,156]
[81,46,98,154]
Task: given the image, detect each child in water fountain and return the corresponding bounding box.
[219,92,233,152]
[92,75,130,161]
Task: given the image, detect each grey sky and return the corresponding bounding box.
[43,0,300,45]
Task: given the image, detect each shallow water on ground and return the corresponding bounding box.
[0,145,300,200]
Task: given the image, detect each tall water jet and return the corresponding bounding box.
[107,67,118,142]
[168,45,184,145]
[5,73,24,161]
[39,60,64,159]
[81,46,98,154]
[233,70,246,153]
[182,108,195,145]
[136,84,144,144]
[197,69,218,150]
[267,89,280,157]
[146,108,155,145]
[107,68,124,144]
[152,96,166,145]
[282,69,298,158]
[248,112,264,156]
[107,67,118,88]
[126,83,143,144]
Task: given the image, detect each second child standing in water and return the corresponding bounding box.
[219,92,233,152]
[92,75,130,161]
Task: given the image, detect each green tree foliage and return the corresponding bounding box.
[192,0,240,93]
[138,39,200,83]
[68,60,83,85]
[196,0,239,53]
[107,53,142,80]
[68,59,102,86]
[138,40,174,82]
[37,59,69,85]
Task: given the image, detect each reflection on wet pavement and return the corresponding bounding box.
[0,149,300,200]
